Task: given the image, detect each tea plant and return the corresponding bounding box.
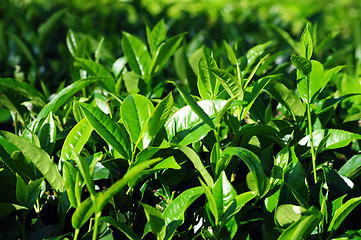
[1,5,361,239]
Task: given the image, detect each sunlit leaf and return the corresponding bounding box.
[0,131,63,192]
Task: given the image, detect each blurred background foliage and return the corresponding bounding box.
[1,0,361,129]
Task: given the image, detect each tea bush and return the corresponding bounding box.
[0,1,361,239]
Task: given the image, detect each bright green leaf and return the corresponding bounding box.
[0,131,63,192]
[77,102,130,159]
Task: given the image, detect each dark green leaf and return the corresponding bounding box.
[176,145,214,187]
[291,55,312,76]
[142,203,166,239]
[101,216,141,240]
[163,187,204,240]
[222,147,269,197]
[265,80,305,121]
[221,191,256,225]
[38,9,66,47]
[16,173,28,206]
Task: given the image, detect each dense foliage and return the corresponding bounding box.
[1,0,361,239]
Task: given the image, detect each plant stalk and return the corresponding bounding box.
[92,212,102,240]
[74,229,80,240]
[306,85,317,184]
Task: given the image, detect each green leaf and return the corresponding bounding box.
[283,147,309,207]
[278,207,322,240]
[163,187,204,240]
[276,204,308,228]
[210,68,243,100]
[148,92,173,138]
[0,137,40,180]
[121,94,154,149]
[223,41,237,65]
[122,32,151,76]
[66,30,79,57]
[315,94,360,114]
[150,32,186,75]
[7,32,35,65]
[77,102,130,159]
[0,203,27,220]
[291,55,312,76]
[16,174,28,206]
[153,156,181,170]
[123,71,140,94]
[72,159,161,229]
[37,112,56,155]
[328,197,361,232]
[300,24,313,60]
[221,191,256,225]
[147,19,167,56]
[243,41,272,74]
[197,48,219,99]
[244,54,269,88]
[323,166,354,202]
[222,147,269,197]
[174,45,198,95]
[25,178,43,208]
[172,82,215,129]
[299,129,361,151]
[189,46,204,76]
[271,25,300,55]
[0,131,63,192]
[71,196,94,229]
[200,178,218,223]
[165,100,229,145]
[265,80,305,121]
[297,60,324,103]
[212,172,237,221]
[101,216,141,240]
[38,9,66,48]
[338,154,361,179]
[0,78,46,106]
[176,145,214,187]
[241,75,274,120]
[63,161,78,208]
[97,159,161,210]
[74,58,115,92]
[0,78,46,124]
[142,203,166,240]
[60,117,93,162]
[35,78,98,124]
[73,150,96,197]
